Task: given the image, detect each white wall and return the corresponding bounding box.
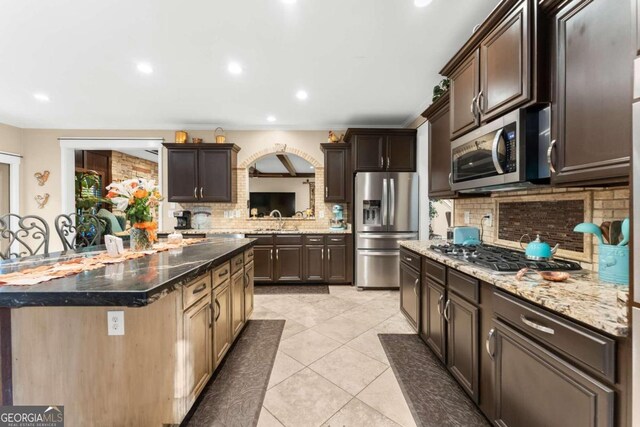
[248,177,314,213]
[417,122,430,240]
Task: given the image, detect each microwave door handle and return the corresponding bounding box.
[389,178,395,226]
[492,128,505,174]
[382,178,388,226]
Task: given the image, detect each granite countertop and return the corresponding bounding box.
[400,240,629,337]
[162,228,352,235]
[0,238,255,308]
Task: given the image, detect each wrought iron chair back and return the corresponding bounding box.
[55,213,103,251]
[0,214,50,260]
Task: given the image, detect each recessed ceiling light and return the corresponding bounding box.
[228,61,243,75]
[309,165,314,169]
[414,0,433,7]
[296,90,308,100]
[267,115,277,122]
[33,93,50,102]
[281,0,297,4]
[136,62,153,74]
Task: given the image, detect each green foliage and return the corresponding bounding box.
[432,78,451,102]
[75,171,112,211]
[429,200,439,238]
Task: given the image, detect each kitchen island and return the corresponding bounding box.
[0,237,256,426]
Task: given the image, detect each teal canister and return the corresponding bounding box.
[598,244,629,285]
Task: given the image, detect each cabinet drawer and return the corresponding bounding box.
[400,248,421,271]
[183,273,212,309]
[447,269,479,304]
[213,262,231,288]
[304,235,325,245]
[231,253,244,275]
[246,235,274,245]
[244,247,254,265]
[275,235,303,245]
[423,257,446,285]
[326,235,346,244]
[494,291,616,382]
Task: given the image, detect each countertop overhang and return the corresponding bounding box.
[0,238,256,308]
[162,228,352,235]
[400,240,629,337]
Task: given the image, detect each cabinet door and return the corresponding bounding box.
[492,320,614,427]
[244,261,255,319]
[184,296,212,405]
[167,149,199,202]
[446,292,479,403]
[199,148,233,202]
[354,135,385,171]
[324,147,349,202]
[253,246,274,282]
[275,246,303,282]
[450,51,480,139]
[304,246,325,282]
[213,283,232,366]
[479,0,529,122]
[428,100,455,198]
[399,262,419,330]
[551,0,632,185]
[421,279,446,363]
[326,245,348,283]
[231,270,245,339]
[386,134,416,172]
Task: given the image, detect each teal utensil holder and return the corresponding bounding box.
[598,244,629,285]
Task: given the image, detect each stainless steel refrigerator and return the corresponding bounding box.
[355,172,419,289]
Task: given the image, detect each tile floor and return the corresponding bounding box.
[253,285,417,427]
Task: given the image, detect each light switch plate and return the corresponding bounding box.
[107,311,125,336]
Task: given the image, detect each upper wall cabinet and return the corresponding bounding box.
[344,129,417,173]
[422,92,456,199]
[164,143,240,203]
[442,0,544,140]
[321,143,351,203]
[544,0,632,185]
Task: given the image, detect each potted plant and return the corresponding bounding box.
[75,171,112,213]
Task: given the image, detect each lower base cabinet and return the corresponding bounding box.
[421,279,446,363]
[326,244,348,282]
[231,270,245,339]
[184,295,213,407]
[399,261,419,330]
[446,292,479,403]
[213,280,232,367]
[244,261,255,318]
[491,320,614,427]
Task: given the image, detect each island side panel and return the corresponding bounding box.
[11,291,184,426]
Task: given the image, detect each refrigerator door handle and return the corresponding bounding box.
[382,178,388,226]
[389,178,395,226]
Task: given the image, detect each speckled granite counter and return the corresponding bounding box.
[400,240,629,337]
[0,238,255,307]
[161,228,352,235]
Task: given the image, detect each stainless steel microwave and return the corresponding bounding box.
[450,107,551,192]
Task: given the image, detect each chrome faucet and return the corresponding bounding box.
[270,209,284,230]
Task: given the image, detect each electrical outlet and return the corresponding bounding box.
[319,210,325,219]
[464,212,471,224]
[107,311,125,336]
[485,212,493,227]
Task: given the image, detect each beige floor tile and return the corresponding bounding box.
[374,314,417,334]
[310,346,388,395]
[311,314,375,344]
[313,296,361,316]
[268,351,305,389]
[279,329,342,365]
[322,398,401,427]
[261,296,305,315]
[257,407,285,427]
[345,330,390,365]
[280,318,308,340]
[285,304,339,328]
[340,306,395,329]
[251,308,287,320]
[357,369,417,427]
[290,294,333,304]
[264,368,352,427]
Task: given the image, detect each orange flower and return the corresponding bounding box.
[106,191,118,199]
[130,182,138,188]
[133,189,148,199]
[133,221,158,242]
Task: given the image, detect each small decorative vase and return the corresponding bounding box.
[130,227,153,252]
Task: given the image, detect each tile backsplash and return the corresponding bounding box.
[453,187,630,271]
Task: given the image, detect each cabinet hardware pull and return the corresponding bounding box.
[270,249,273,261]
[209,303,213,327]
[192,283,207,295]
[328,248,331,261]
[200,187,204,198]
[547,140,557,173]
[276,249,279,260]
[448,172,453,187]
[477,90,484,114]
[214,299,221,321]
[380,156,384,168]
[193,187,198,199]
[218,269,228,277]
[244,273,250,288]
[437,295,444,315]
[321,248,324,261]
[331,238,341,242]
[443,300,451,322]
[387,157,390,169]
[405,257,412,262]
[236,258,243,266]
[520,315,555,335]
[325,187,328,198]
[413,279,418,295]
[486,328,496,359]
[470,94,477,115]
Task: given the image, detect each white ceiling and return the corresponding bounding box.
[0,0,500,130]
[253,153,314,173]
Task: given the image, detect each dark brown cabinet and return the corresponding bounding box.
[164,143,239,203]
[326,244,348,283]
[446,292,479,403]
[344,129,417,172]
[399,253,420,331]
[303,245,325,282]
[491,320,614,427]
[321,143,351,203]
[421,279,446,363]
[253,246,274,282]
[449,51,480,139]
[548,0,632,185]
[275,246,303,282]
[422,92,455,198]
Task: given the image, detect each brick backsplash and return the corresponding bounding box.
[453,187,630,271]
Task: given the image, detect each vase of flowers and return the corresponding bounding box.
[106,178,163,252]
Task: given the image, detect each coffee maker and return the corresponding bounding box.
[174,210,192,230]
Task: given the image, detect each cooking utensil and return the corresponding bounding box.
[618,218,630,246]
[609,220,622,245]
[573,222,605,245]
[519,234,560,260]
[599,221,611,244]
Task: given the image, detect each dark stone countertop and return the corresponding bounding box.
[0,238,255,308]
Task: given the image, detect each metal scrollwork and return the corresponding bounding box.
[55,213,103,251]
[0,214,50,260]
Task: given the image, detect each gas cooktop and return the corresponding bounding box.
[430,243,583,273]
